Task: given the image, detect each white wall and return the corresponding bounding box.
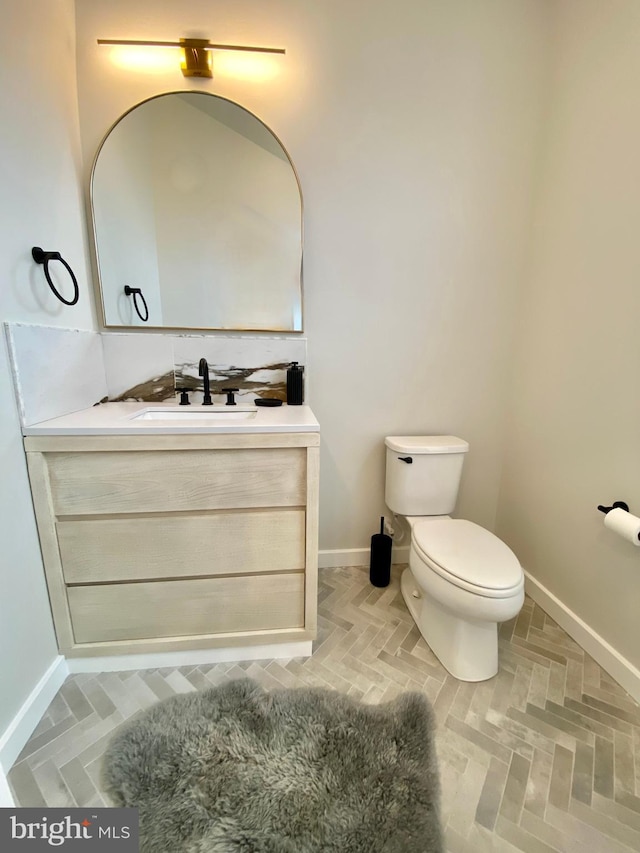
[75,0,551,550]
[497,0,640,672]
[0,0,94,737]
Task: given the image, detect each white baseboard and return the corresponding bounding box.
[318,545,409,569]
[318,548,369,568]
[66,641,313,674]
[524,571,640,704]
[0,656,69,775]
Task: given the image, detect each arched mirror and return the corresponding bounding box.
[91,92,303,332]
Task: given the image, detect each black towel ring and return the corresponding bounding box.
[124,285,149,322]
[31,247,79,306]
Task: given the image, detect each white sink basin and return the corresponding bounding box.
[131,407,257,422]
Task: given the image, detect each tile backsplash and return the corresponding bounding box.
[172,335,306,405]
[101,333,175,402]
[5,323,108,426]
[104,333,306,405]
[6,323,307,424]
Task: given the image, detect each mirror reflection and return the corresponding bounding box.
[91,92,303,331]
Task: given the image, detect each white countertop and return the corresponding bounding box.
[22,402,320,436]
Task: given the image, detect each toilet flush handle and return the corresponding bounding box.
[398,456,413,464]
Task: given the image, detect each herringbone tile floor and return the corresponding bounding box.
[8,565,640,852]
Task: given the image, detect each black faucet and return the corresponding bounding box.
[198,358,213,405]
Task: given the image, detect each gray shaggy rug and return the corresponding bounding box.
[102,678,443,853]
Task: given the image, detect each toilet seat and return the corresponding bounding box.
[412,518,523,599]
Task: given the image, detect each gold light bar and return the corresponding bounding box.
[97,37,285,79]
[97,38,286,54]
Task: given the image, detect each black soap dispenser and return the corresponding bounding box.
[286,362,304,405]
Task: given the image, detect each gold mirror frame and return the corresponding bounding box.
[90,91,303,332]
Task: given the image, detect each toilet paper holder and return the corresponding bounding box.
[597,500,630,514]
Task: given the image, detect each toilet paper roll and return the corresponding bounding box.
[603,507,640,546]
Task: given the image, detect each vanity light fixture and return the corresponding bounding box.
[97,38,286,78]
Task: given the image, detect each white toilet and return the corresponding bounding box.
[385,435,524,682]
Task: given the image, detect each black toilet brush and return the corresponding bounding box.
[369,516,392,587]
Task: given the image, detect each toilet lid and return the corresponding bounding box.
[412,518,522,593]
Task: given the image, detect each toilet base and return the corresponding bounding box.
[400,567,499,682]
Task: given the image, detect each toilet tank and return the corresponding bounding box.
[385,436,469,516]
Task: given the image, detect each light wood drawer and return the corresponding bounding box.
[46,448,305,516]
[57,510,306,583]
[68,573,304,643]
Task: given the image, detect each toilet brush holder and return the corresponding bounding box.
[370,516,392,587]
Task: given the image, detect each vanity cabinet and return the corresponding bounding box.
[24,432,319,658]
